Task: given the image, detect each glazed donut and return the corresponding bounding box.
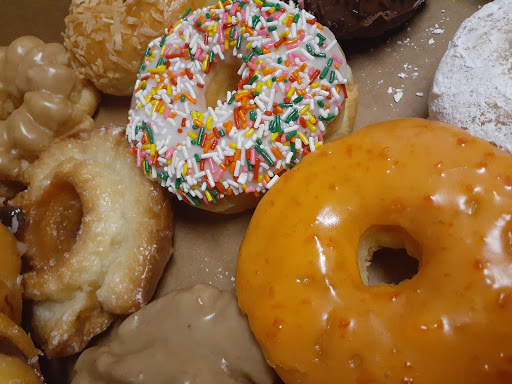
[0,224,43,383]
[10,127,174,358]
[0,313,43,383]
[0,36,100,183]
[429,0,512,153]
[63,0,217,95]
[73,284,276,384]
[0,223,22,324]
[127,0,358,213]
[302,0,426,40]
[237,118,512,383]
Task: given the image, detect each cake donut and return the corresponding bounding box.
[237,118,512,383]
[127,0,358,213]
[429,0,512,153]
[10,127,174,358]
[63,0,217,95]
[0,36,100,183]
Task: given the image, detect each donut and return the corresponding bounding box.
[303,0,426,40]
[9,126,174,358]
[0,224,43,383]
[0,223,22,324]
[429,0,512,153]
[63,0,217,95]
[73,284,276,384]
[127,0,358,213]
[237,118,512,383]
[0,313,44,383]
[0,36,100,183]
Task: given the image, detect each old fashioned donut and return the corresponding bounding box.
[63,0,216,95]
[127,0,358,213]
[0,313,44,383]
[10,127,174,358]
[429,0,512,153]
[237,118,512,383]
[0,36,100,183]
[73,284,276,384]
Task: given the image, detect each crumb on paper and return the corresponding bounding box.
[393,90,404,103]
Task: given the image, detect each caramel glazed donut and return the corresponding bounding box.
[10,127,173,358]
[0,35,100,184]
[237,119,512,383]
[127,0,358,213]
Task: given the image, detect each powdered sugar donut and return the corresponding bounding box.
[127,0,358,213]
[428,0,512,153]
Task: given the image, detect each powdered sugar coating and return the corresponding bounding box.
[428,0,512,152]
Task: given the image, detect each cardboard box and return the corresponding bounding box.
[0,1,487,382]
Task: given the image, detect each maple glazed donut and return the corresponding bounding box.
[237,118,512,384]
[127,0,358,213]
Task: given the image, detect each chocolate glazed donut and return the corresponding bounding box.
[303,0,425,40]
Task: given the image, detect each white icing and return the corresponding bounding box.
[429,0,512,152]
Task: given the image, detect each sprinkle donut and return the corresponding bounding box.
[127,0,358,213]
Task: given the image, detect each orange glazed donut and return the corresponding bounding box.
[237,118,512,384]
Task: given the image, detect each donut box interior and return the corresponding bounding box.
[0,0,489,382]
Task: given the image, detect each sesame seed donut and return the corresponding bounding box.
[237,118,512,383]
[127,0,358,213]
[0,35,100,184]
[429,0,512,153]
[63,0,217,96]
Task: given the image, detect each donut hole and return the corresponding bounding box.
[24,178,83,270]
[204,55,244,110]
[357,225,421,286]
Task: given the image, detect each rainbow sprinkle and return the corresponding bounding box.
[127,0,350,208]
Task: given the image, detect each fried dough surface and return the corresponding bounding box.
[63,0,216,95]
[10,127,174,358]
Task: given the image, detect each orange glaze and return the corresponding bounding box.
[236,119,512,384]
[0,223,22,323]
